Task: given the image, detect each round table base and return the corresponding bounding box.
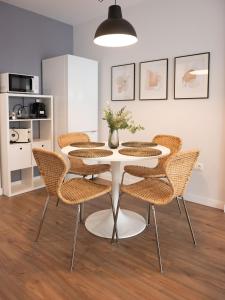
[85,209,146,239]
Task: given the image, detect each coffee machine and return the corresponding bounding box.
[30,99,47,118]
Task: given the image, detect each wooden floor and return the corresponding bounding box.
[0,184,225,300]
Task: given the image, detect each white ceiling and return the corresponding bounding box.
[2,0,144,25]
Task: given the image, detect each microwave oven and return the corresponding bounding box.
[0,73,39,94]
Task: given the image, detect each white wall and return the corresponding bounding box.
[74,0,225,209]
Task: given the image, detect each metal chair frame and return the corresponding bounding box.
[36,192,118,271]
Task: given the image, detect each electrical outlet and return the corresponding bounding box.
[194,162,204,171]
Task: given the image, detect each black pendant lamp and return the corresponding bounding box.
[94,0,138,47]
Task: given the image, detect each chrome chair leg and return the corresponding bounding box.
[147,203,151,226]
[108,193,119,241]
[181,197,197,246]
[121,171,126,186]
[111,195,121,244]
[119,171,126,197]
[80,203,85,224]
[176,197,182,214]
[35,195,50,242]
[70,204,80,272]
[152,205,163,273]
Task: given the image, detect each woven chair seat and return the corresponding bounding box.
[121,178,174,205]
[69,163,110,176]
[59,178,111,204]
[124,165,166,178]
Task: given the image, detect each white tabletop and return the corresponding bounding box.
[61,144,170,162]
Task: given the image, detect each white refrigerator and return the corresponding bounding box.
[42,54,98,151]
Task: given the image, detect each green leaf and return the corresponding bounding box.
[102,106,144,133]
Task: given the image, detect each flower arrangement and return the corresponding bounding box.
[103,106,144,133]
[103,106,144,148]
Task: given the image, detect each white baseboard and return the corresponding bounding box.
[184,193,224,211]
[99,174,225,211]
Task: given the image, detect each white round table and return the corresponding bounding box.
[62,144,170,239]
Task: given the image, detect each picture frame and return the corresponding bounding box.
[111,63,135,101]
[174,52,210,99]
[139,58,168,100]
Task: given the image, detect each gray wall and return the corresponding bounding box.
[0,1,73,184]
[0,1,73,92]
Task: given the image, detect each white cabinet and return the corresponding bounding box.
[42,55,98,152]
[9,143,32,171]
[0,93,53,196]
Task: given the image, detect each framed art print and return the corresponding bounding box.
[111,63,135,101]
[174,52,210,99]
[139,58,168,100]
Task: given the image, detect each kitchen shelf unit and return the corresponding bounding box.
[0,93,53,196]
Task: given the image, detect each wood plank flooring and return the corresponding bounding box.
[0,184,225,300]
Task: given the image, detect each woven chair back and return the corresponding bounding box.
[33,148,67,196]
[58,132,90,167]
[165,150,199,198]
[58,132,90,148]
[153,135,182,168]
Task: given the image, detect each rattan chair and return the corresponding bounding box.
[112,150,199,273]
[33,148,115,271]
[58,132,111,178]
[121,135,182,217]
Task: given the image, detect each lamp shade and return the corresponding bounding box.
[94,5,138,47]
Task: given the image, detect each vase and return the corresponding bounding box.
[108,129,119,149]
